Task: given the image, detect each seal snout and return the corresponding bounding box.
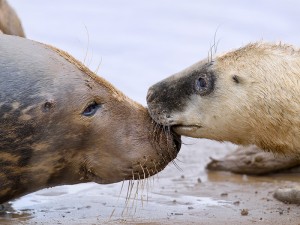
[146,87,156,103]
[147,84,174,126]
[147,107,174,126]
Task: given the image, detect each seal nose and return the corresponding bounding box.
[146,87,156,103]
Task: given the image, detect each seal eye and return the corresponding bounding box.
[194,72,214,96]
[82,102,101,116]
[196,77,207,89]
[195,76,209,93]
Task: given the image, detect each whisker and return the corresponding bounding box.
[145,168,152,202]
[172,160,183,172]
[123,180,131,211]
[133,177,140,207]
[83,24,90,65]
[94,57,103,74]
[109,208,116,220]
[162,126,173,160]
[213,25,221,54]
[138,164,147,207]
[146,177,149,202]
[122,179,135,216]
[150,168,155,187]
[207,26,221,63]
[86,47,94,68]
[137,173,145,207]
[117,179,125,203]
[175,157,184,163]
[153,161,160,182]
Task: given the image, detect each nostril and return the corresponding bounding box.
[146,88,155,103]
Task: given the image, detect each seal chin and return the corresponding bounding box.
[173,125,202,137]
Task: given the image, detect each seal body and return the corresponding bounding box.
[147,42,300,155]
[0,35,180,203]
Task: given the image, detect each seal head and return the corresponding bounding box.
[0,35,181,203]
[147,43,300,155]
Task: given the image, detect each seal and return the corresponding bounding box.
[206,145,300,175]
[0,34,181,204]
[147,42,299,155]
[0,0,25,37]
[147,42,300,203]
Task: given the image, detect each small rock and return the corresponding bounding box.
[278,208,284,215]
[221,193,228,197]
[233,201,240,206]
[241,209,249,216]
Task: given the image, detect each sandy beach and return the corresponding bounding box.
[1,138,299,225]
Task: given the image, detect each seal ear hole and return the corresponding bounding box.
[82,102,101,117]
[43,100,55,112]
[232,75,240,84]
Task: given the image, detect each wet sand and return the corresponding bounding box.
[1,138,299,225]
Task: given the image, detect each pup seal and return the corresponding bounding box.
[147,42,299,203]
[0,34,181,204]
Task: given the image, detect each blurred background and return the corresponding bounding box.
[9,0,300,104]
[4,1,300,224]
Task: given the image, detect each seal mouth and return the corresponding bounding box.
[173,125,202,136]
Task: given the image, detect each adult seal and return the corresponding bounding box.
[0,35,181,204]
[147,42,300,203]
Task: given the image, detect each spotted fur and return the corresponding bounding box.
[0,35,180,203]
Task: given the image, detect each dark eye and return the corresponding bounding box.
[82,102,101,116]
[193,72,215,96]
[195,76,209,93]
[196,77,207,89]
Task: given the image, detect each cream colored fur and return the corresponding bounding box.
[177,43,300,155]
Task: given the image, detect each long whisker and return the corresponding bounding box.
[123,180,131,211]
[172,160,183,172]
[83,24,90,65]
[109,208,116,220]
[117,179,125,203]
[94,57,103,74]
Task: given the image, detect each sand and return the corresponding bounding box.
[1,138,299,225]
